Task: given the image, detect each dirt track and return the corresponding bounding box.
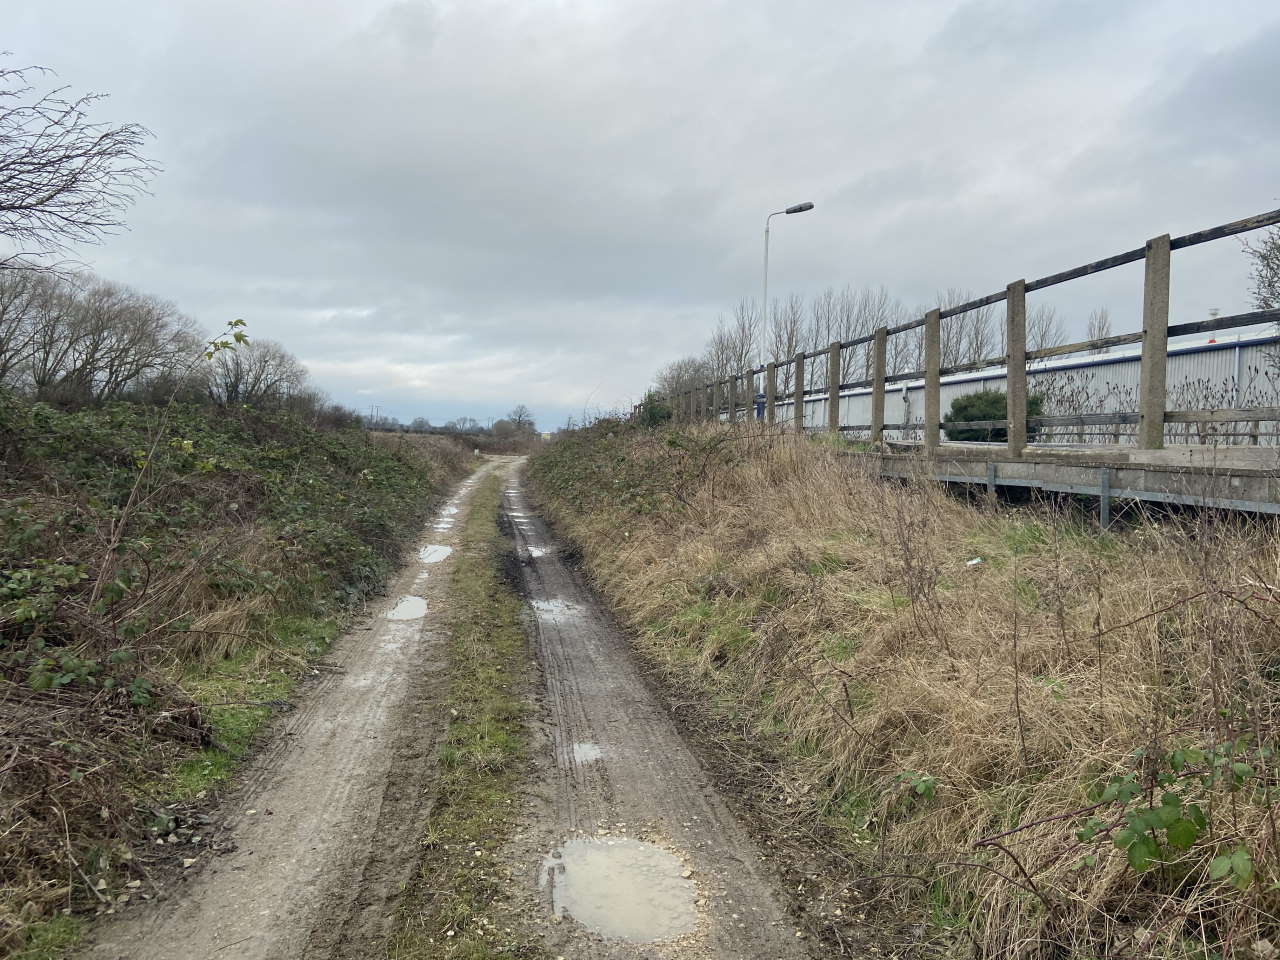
[82,460,506,960]
[501,475,810,959]
[81,458,809,958]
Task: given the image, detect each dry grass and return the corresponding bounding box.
[530,421,1280,958]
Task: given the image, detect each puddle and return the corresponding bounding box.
[385,596,427,620]
[419,545,453,564]
[442,505,459,516]
[531,598,583,618]
[571,742,602,764]
[528,546,548,558]
[542,837,696,941]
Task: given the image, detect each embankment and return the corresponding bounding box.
[0,397,470,956]
[527,420,1279,958]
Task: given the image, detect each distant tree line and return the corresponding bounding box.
[653,287,1090,400]
[367,405,539,441]
[0,269,362,428]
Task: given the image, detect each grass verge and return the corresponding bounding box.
[389,471,546,960]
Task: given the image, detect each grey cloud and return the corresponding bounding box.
[7,0,1280,426]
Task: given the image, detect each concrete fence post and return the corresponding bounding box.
[1138,234,1171,450]
[827,341,842,434]
[924,309,941,454]
[793,353,806,433]
[765,362,777,425]
[1006,279,1028,457]
[727,376,738,425]
[870,327,887,443]
[710,380,721,423]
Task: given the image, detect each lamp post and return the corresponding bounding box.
[762,201,814,331]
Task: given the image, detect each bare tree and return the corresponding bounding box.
[207,339,307,407]
[1243,227,1280,309]
[0,268,36,382]
[1027,304,1067,352]
[507,404,535,431]
[1086,308,1112,353]
[0,64,156,268]
[766,294,806,393]
[654,354,711,398]
[703,301,759,383]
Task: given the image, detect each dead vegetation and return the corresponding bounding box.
[528,420,1280,958]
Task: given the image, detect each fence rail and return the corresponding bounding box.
[645,206,1280,457]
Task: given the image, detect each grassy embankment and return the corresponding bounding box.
[0,396,470,958]
[528,420,1279,959]
[389,471,545,960]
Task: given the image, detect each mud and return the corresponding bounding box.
[80,460,513,960]
[502,476,811,959]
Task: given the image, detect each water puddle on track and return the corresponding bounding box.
[542,837,696,942]
[385,596,427,621]
[531,598,583,619]
[571,742,602,764]
[419,545,453,564]
[528,546,548,558]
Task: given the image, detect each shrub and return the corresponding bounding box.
[636,392,673,428]
[944,389,1044,442]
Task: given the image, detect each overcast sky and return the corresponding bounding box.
[8,0,1279,428]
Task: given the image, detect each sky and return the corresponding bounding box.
[7,0,1279,429]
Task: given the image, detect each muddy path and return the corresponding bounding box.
[501,474,812,959]
[82,459,511,960]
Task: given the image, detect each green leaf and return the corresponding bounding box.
[1231,847,1253,889]
[1186,803,1207,830]
[1113,828,1137,851]
[1166,818,1198,851]
[1209,855,1233,880]
[1127,835,1158,872]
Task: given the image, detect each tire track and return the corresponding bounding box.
[501,473,810,959]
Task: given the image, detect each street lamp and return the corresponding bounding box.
[762,202,814,330]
